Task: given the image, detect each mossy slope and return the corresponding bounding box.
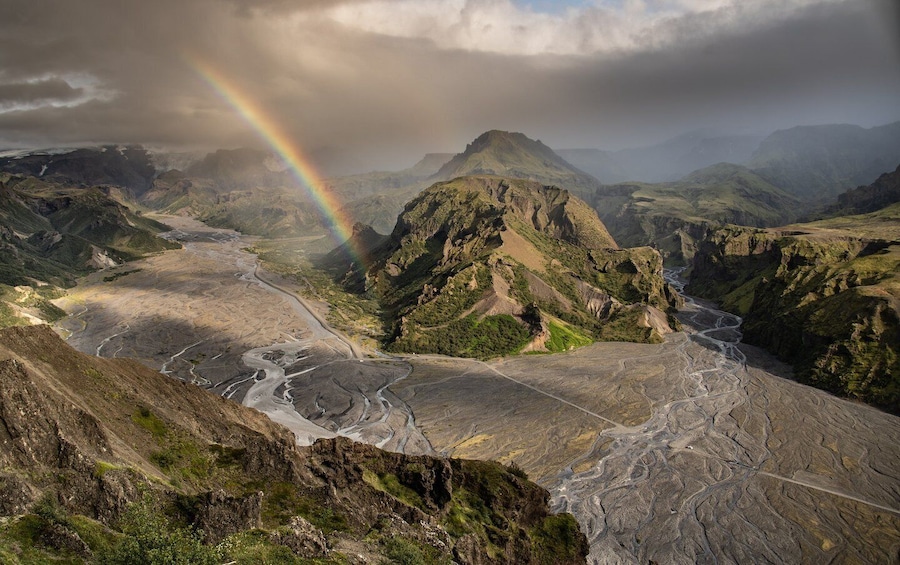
[358,176,677,357]
[689,215,900,412]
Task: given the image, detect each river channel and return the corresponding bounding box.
[55,217,900,563]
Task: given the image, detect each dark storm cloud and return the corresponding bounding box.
[0,0,897,172]
[0,78,83,109]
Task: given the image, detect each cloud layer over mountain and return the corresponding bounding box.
[0,0,897,173]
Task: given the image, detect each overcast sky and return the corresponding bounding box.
[1,0,898,173]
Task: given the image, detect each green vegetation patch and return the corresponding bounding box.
[529,513,586,564]
[0,300,24,328]
[362,469,425,510]
[597,309,661,344]
[260,482,349,533]
[545,320,593,353]
[405,264,491,327]
[131,407,168,439]
[381,536,451,565]
[391,314,531,359]
[96,496,221,565]
[218,528,348,565]
[0,495,118,564]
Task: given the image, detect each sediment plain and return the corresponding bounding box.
[54,216,900,563]
[55,216,430,452]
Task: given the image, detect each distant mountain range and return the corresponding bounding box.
[556,122,900,199]
[749,122,900,201]
[558,131,764,184]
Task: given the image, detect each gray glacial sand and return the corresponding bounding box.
[55,216,900,563]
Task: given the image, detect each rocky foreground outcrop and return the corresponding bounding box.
[0,325,587,563]
[688,224,899,413]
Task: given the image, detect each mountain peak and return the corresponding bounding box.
[433,131,600,198]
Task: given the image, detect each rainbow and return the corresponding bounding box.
[188,57,362,263]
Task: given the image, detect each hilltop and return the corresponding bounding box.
[353,176,676,358]
[433,131,601,199]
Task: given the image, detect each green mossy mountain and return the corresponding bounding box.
[0,174,179,327]
[688,204,900,412]
[0,325,588,564]
[354,175,677,357]
[591,163,801,262]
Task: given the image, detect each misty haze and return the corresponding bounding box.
[0,1,898,564]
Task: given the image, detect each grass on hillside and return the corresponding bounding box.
[545,320,593,353]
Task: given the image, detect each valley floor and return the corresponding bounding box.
[53,216,900,564]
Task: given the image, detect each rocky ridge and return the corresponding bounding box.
[688,220,899,412]
[357,175,677,357]
[0,324,587,563]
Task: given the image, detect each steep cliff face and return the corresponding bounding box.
[0,325,587,563]
[362,176,676,357]
[823,164,900,217]
[689,225,899,412]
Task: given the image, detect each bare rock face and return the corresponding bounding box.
[269,515,329,558]
[0,474,37,515]
[193,490,263,543]
[454,533,488,564]
[0,358,112,470]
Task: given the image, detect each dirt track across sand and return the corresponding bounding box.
[55,217,900,563]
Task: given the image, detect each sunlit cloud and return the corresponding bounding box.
[323,0,844,56]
